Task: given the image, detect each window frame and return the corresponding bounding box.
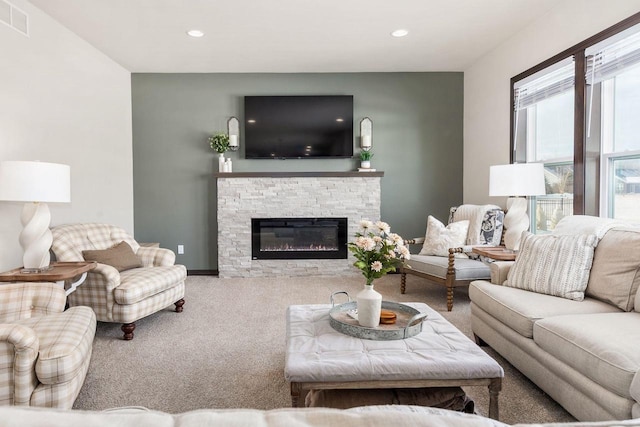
[600,150,640,218]
[510,12,640,216]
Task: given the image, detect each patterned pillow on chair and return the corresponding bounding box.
[479,209,505,246]
[449,204,503,246]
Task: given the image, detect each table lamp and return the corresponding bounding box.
[489,163,545,251]
[0,161,71,272]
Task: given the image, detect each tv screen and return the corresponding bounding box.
[244,95,354,159]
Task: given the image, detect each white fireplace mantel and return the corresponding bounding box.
[216,172,383,278]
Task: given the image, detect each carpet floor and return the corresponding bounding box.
[73,274,576,425]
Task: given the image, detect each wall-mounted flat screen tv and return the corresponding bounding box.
[244,95,354,159]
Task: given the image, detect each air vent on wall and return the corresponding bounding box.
[0,0,29,37]
[0,1,10,25]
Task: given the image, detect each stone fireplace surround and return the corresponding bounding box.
[216,172,382,278]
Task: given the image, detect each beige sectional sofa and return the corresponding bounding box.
[469,215,640,422]
[2,405,640,427]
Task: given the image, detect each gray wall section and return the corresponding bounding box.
[131,73,463,270]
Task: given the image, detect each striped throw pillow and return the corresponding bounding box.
[505,233,599,301]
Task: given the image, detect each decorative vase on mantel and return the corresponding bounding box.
[356,282,382,328]
[218,153,225,172]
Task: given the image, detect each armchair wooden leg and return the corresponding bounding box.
[446,249,458,312]
[400,273,407,294]
[174,299,185,313]
[122,323,135,340]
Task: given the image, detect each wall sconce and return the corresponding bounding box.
[360,117,372,151]
[227,117,240,151]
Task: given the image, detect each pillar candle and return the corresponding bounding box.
[229,135,239,147]
[362,135,371,148]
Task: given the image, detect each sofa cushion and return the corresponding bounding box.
[534,312,640,398]
[553,215,623,238]
[504,233,598,301]
[587,228,640,311]
[406,255,490,281]
[0,406,510,427]
[17,306,96,385]
[82,241,142,272]
[469,281,621,338]
[631,371,640,409]
[52,223,141,262]
[419,216,469,258]
[114,265,187,305]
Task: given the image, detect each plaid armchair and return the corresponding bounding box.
[0,282,96,408]
[51,223,186,340]
[400,205,504,311]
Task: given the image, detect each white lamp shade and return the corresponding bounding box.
[0,161,70,203]
[489,163,546,197]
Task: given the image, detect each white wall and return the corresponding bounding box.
[0,0,133,271]
[463,0,640,206]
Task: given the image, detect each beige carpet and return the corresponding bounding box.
[73,273,575,425]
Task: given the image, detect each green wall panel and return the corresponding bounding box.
[131,73,463,270]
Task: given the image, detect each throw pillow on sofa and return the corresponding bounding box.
[504,232,599,301]
[82,241,143,272]
[419,216,469,258]
[586,228,640,311]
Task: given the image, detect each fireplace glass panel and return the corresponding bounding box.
[252,218,347,260]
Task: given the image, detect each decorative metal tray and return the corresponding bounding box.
[328,292,428,340]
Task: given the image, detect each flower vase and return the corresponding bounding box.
[356,283,382,327]
[218,153,225,172]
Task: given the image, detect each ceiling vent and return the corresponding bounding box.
[0,0,29,37]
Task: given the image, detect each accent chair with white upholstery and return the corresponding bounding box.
[0,282,96,408]
[400,205,504,311]
[50,223,186,340]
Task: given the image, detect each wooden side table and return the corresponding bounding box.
[472,246,517,261]
[0,261,97,296]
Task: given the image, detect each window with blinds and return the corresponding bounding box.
[510,14,640,229]
[586,23,640,222]
[512,58,575,233]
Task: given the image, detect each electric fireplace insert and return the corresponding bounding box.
[251,217,348,260]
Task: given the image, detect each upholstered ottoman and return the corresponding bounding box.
[285,303,504,419]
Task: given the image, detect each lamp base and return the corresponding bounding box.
[19,202,53,270]
[503,197,530,251]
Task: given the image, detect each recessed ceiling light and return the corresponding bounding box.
[391,29,409,38]
[187,30,204,38]
[247,119,256,124]
[336,118,344,122]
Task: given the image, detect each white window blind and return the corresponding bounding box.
[514,57,575,111]
[585,23,640,137]
[513,57,575,152]
[586,23,640,85]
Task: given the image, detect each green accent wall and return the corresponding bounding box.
[131,73,463,270]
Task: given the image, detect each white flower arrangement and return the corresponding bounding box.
[348,220,410,285]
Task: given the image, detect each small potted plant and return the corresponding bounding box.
[209,133,230,172]
[359,150,373,169]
